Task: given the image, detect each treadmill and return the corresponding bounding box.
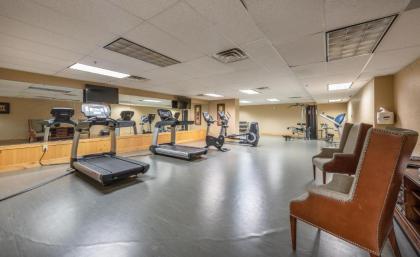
[116,110,137,136]
[149,109,207,160]
[71,104,149,185]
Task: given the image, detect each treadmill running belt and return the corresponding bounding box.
[78,155,147,175]
[159,144,207,154]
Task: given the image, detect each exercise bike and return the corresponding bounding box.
[202,112,228,152]
[219,111,260,147]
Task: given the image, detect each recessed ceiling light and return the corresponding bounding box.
[70,63,129,78]
[326,15,397,61]
[240,100,251,103]
[142,99,161,103]
[328,82,352,91]
[240,89,260,95]
[204,93,223,98]
[329,99,343,103]
[267,98,280,102]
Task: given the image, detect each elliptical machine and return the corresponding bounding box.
[202,112,228,152]
[218,111,259,147]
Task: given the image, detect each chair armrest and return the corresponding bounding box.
[312,147,341,159]
[307,174,354,201]
[323,153,357,174]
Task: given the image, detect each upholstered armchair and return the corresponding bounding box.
[291,128,418,257]
[312,123,372,184]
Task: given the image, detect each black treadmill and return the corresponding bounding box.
[116,110,137,136]
[149,109,207,160]
[70,104,149,185]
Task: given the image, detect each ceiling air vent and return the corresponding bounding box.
[326,15,397,62]
[128,75,148,81]
[213,48,248,63]
[289,96,302,99]
[255,86,270,90]
[104,38,180,67]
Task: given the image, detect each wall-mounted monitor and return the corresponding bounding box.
[83,84,119,104]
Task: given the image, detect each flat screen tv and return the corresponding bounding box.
[83,84,119,104]
[172,97,191,109]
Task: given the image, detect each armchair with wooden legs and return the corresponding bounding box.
[290,128,418,257]
[312,123,372,184]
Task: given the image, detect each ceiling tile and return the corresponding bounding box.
[245,0,324,45]
[377,8,420,52]
[0,0,114,47]
[107,0,178,20]
[241,39,290,73]
[148,1,234,56]
[32,0,143,35]
[364,45,420,73]
[275,33,325,67]
[184,0,264,45]
[325,0,409,30]
[0,33,83,63]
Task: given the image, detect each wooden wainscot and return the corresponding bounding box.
[0,129,206,172]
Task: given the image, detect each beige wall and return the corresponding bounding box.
[239,103,347,136]
[347,75,394,127]
[208,99,239,135]
[347,79,375,124]
[394,58,420,155]
[0,96,83,141]
[373,76,394,128]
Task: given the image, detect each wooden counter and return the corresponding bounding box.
[0,129,206,172]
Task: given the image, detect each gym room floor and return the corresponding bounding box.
[0,137,416,257]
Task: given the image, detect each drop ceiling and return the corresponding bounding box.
[0,0,419,105]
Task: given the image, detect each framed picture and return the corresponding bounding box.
[217,103,225,126]
[0,102,10,114]
[194,105,201,125]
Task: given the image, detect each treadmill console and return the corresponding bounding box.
[157,109,173,121]
[82,104,111,119]
[120,111,134,121]
[50,107,74,123]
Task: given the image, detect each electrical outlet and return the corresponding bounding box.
[42,144,48,152]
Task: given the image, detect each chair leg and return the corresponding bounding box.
[290,215,297,251]
[322,171,326,184]
[313,165,316,180]
[388,226,401,257]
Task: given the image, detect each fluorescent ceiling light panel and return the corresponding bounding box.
[328,82,352,91]
[70,63,129,78]
[240,89,260,95]
[326,15,396,61]
[204,93,223,97]
[329,99,343,103]
[104,38,180,67]
[142,99,161,103]
[240,100,251,103]
[267,98,280,102]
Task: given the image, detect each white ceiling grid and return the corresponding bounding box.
[0,0,418,105]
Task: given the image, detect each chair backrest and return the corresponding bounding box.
[338,123,353,151]
[349,128,418,249]
[342,124,360,153]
